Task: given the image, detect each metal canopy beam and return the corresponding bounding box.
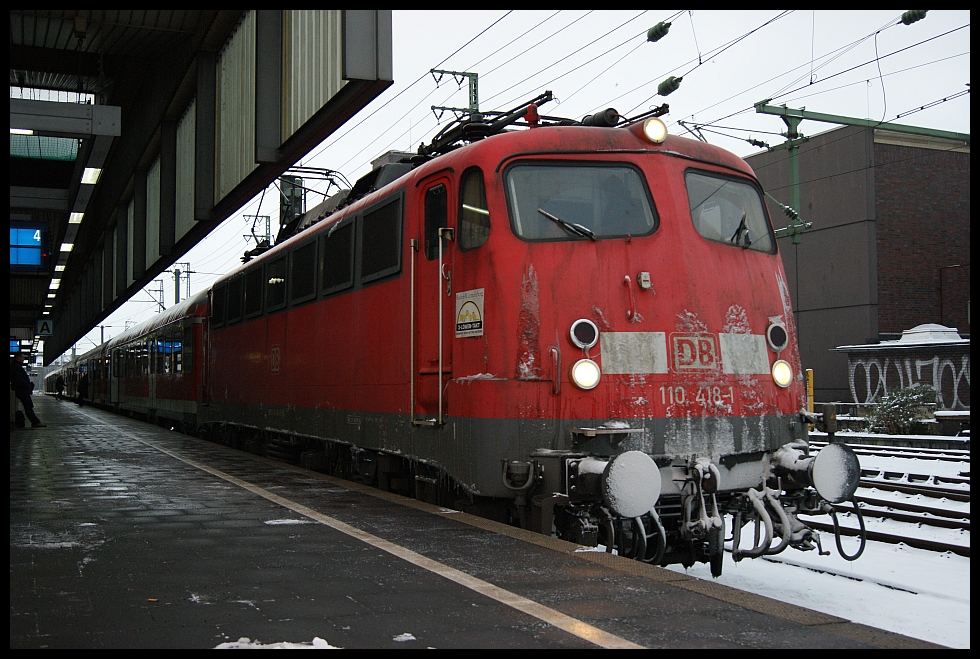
[754,102,970,144]
[10,98,121,139]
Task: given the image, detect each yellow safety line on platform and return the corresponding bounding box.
[81,411,643,650]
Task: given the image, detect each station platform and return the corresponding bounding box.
[10,394,941,649]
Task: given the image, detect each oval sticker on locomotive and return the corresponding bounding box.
[455,289,485,338]
[670,333,720,371]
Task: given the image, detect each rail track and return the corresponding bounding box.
[810,439,971,465]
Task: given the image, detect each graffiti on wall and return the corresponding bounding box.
[848,353,970,409]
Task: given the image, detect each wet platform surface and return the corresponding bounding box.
[10,395,941,648]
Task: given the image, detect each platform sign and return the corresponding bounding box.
[36,319,54,336]
[10,223,48,273]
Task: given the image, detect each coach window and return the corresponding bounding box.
[244,266,264,318]
[212,283,226,329]
[685,170,774,254]
[174,328,183,374]
[226,276,244,324]
[156,337,165,374]
[459,168,490,251]
[142,340,150,375]
[424,184,448,260]
[290,240,317,304]
[360,197,402,283]
[162,334,171,374]
[182,322,194,374]
[266,255,287,311]
[127,346,135,378]
[320,219,355,295]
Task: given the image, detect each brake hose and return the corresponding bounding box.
[828,496,866,561]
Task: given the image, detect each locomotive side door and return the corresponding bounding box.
[413,174,456,424]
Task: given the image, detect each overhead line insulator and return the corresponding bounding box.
[901,10,928,26]
[658,76,683,97]
[647,21,671,42]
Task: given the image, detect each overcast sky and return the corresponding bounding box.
[61,9,970,357]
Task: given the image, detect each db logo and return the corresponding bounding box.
[270,345,281,373]
[671,333,719,371]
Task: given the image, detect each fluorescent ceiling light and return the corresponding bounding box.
[55,265,66,272]
[47,293,56,299]
[81,167,102,184]
[60,242,73,252]
[10,128,33,135]
[50,279,61,289]
[69,212,84,224]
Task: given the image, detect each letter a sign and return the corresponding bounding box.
[36,319,54,336]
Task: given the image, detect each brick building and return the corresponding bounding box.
[745,126,970,401]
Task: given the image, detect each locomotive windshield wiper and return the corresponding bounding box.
[730,213,751,248]
[537,208,597,241]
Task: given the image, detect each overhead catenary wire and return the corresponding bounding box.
[482,10,651,109]
[623,10,795,117]
[676,19,971,151]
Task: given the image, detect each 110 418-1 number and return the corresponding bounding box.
[660,384,734,407]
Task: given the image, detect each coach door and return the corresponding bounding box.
[413,175,456,425]
[110,348,120,403]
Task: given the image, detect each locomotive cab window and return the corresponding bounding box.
[459,167,489,251]
[685,170,775,253]
[504,163,657,241]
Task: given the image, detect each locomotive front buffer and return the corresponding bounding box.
[525,427,865,576]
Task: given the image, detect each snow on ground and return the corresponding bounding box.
[669,538,970,649]
[668,444,971,649]
[214,636,339,648]
[850,454,970,480]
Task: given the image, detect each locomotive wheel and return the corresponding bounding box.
[708,517,725,577]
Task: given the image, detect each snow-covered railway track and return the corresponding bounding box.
[799,517,970,557]
[832,501,970,531]
[811,440,970,464]
[857,479,970,502]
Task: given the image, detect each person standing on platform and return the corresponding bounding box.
[76,371,89,407]
[10,352,45,428]
[56,374,65,400]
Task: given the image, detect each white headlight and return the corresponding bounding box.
[571,359,601,390]
[642,117,668,143]
[772,359,793,388]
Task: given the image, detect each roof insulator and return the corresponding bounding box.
[647,21,671,42]
[581,108,620,128]
[901,10,928,25]
[658,76,683,97]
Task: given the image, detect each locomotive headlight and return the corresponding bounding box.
[571,359,601,390]
[642,117,668,143]
[771,359,793,388]
[570,318,599,349]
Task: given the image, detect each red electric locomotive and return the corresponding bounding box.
[61,94,864,574]
[197,95,862,574]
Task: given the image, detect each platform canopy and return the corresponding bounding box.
[9,10,393,363]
